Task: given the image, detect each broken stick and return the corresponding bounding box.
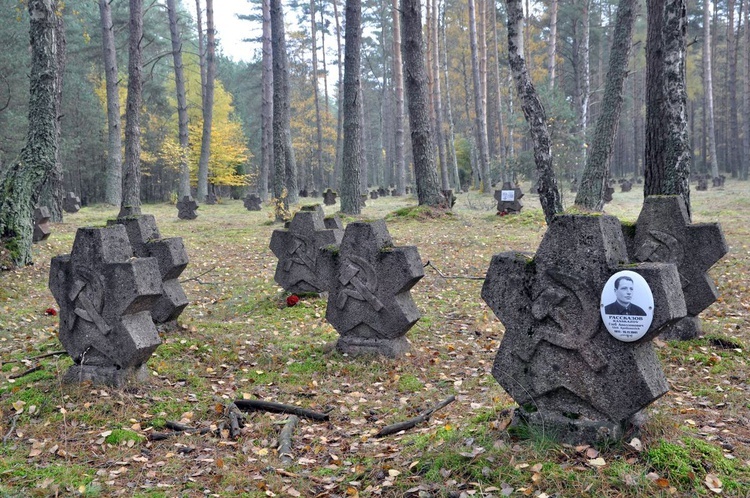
[375,395,456,438]
[234,399,329,421]
[278,415,299,465]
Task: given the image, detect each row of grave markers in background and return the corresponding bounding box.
[46,191,726,444]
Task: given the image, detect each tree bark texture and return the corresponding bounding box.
[332,0,344,190]
[441,3,461,191]
[468,0,491,192]
[401,0,444,206]
[432,0,448,190]
[167,0,191,199]
[505,0,562,224]
[197,0,215,202]
[195,0,206,103]
[340,0,362,214]
[261,0,273,199]
[392,0,406,195]
[702,0,718,179]
[491,2,507,180]
[271,0,298,207]
[726,0,739,178]
[744,0,750,180]
[119,0,144,218]
[0,0,58,266]
[40,5,65,222]
[575,0,637,211]
[644,0,691,215]
[99,0,122,206]
[310,0,324,192]
[548,0,558,89]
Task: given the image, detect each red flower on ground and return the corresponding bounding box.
[286,295,300,307]
[45,307,57,316]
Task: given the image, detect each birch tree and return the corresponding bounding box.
[197,0,216,201]
[469,0,491,191]
[702,0,719,180]
[261,0,273,199]
[167,0,191,199]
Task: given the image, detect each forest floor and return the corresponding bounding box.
[1,181,749,497]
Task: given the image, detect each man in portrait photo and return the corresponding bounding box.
[604,275,647,315]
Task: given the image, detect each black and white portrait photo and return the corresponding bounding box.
[600,271,654,342]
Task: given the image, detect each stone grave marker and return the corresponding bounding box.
[205,192,218,205]
[482,214,686,444]
[697,178,708,191]
[108,215,189,326]
[323,188,338,206]
[494,182,523,214]
[244,193,263,211]
[270,204,344,294]
[300,188,309,198]
[370,190,379,200]
[620,179,632,192]
[49,225,162,387]
[623,196,727,340]
[321,220,424,358]
[603,184,614,203]
[311,189,319,198]
[63,192,81,213]
[442,189,456,208]
[391,188,399,196]
[177,196,199,220]
[33,206,52,243]
[378,187,387,196]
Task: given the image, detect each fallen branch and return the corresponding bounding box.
[234,399,329,421]
[180,266,217,284]
[2,415,18,444]
[278,415,299,465]
[9,365,42,379]
[30,350,68,360]
[227,402,245,439]
[375,395,456,438]
[424,261,485,281]
[148,427,211,441]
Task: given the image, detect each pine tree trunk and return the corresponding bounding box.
[441,4,461,191]
[0,0,58,267]
[726,0,739,178]
[575,0,637,211]
[392,0,406,195]
[261,0,273,199]
[99,0,122,206]
[505,0,562,224]
[340,0,362,214]
[119,0,144,218]
[310,0,324,192]
[468,0,491,192]
[432,0,448,190]
[195,0,206,102]
[401,0,444,207]
[358,80,369,194]
[167,0,191,199]
[197,0,215,202]
[644,0,691,214]
[703,0,719,180]
[548,0,558,89]
[332,0,344,190]
[577,0,591,168]
[491,3,507,180]
[743,0,750,180]
[40,6,65,222]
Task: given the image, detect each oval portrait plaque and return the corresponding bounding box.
[600,270,654,342]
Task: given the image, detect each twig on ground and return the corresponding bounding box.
[234,399,330,421]
[2,415,18,444]
[9,364,42,379]
[30,350,67,360]
[375,395,456,438]
[424,261,485,280]
[148,425,211,441]
[278,415,299,466]
[180,266,218,284]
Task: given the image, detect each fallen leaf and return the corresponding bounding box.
[655,478,670,488]
[587,457,606,467]
[628,438,643,452]
[585,448,600,459]
[12,400,26,413]
[705,474,723,494]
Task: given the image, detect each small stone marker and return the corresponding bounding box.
[270,204,344,294]
[696,178,708,191]
[63,192,81,213]
[482,214,687,444]
[323,188,338,206]
[603,185,614,203]
[321,220,424,358]
[33,206,52,243]
[712,175,725,187]
[378,187,387,196]
[494,182,523,214]
[205,192,218,205]
[177,196,199,220]
[108,215,189,326]
[624,196,727,339]
[370,190,379,200]
[360,194,368,207]
[244,193,262,211]
[300,188,309,198]
[391,188,399,196]
[620,179,632,193]
[49,225,162,387]
[311,189,319,198]
[442,189,456,208]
